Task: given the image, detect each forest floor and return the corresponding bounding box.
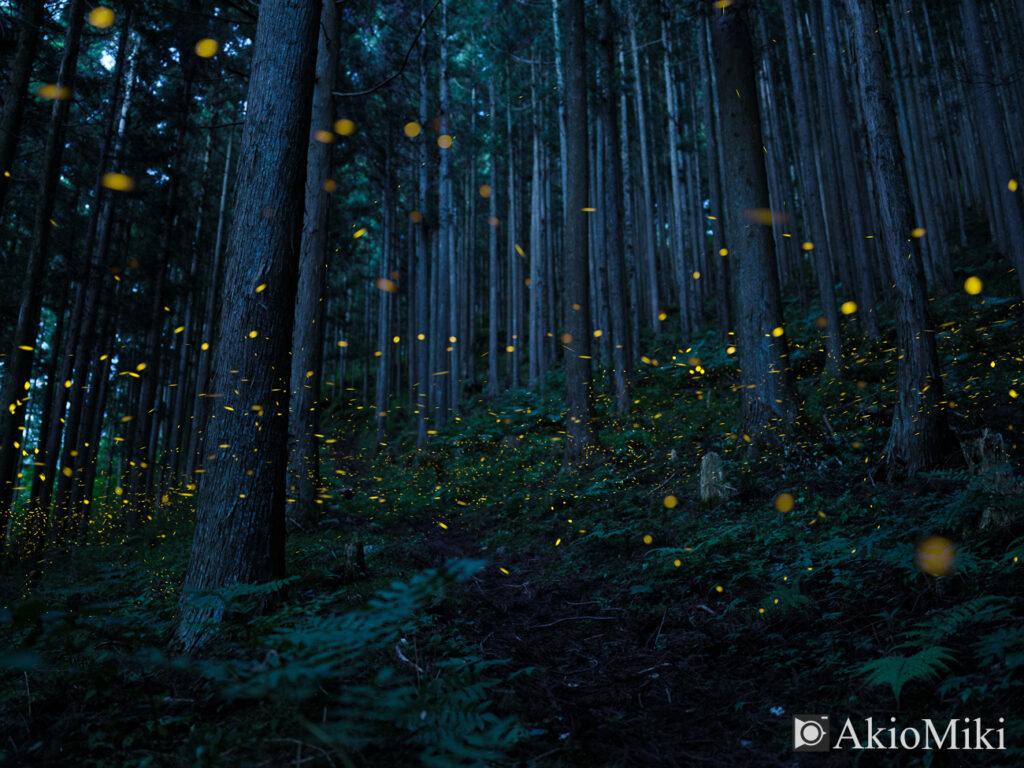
[2,255,1024,767]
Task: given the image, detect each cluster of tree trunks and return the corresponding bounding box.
[0,0,1020,646]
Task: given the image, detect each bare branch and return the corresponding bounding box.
[333,0,443,98]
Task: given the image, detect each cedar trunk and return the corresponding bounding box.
[842,0,955,477]
[562,0,596,463]
[288,0,339,522]
[709,1,800,445]
[175,0,320,650]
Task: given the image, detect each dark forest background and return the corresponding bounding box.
[0,0,1022,765]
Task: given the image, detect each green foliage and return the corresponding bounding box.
[197,559,523,766]
[0,547,522,766]
[859,646,955,708]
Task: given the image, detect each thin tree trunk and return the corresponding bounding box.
[0,0,45,223]
[375,151,394,446]
[780,0,842,372]
[961,0,1024,297]
[529,58,546,386]
[20,283,68,561]
[505,84,519,390]
[188,132,233,479]
[700,12,732,338]
[487,79,500,400]
[53,16,136,543]
[618,44,640,362]
[562,0,596,463]
[288,0,338,521]
[416,19,431,443]
[662,14,691,339]
[821,0,880,339]
[601,0,629,414]
[0,0,86,553]
[628,10,660,335]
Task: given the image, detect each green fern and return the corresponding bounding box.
[973,624,1024,667]
[860,646,954,708]
[199,559,524,765]
[901,596,1014,647]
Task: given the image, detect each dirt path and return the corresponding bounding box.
[405,521,794,768]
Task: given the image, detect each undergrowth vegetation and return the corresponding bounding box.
[2,260,1023,766]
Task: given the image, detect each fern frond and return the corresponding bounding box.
[860,646,954,707]
[901,596,1014,647]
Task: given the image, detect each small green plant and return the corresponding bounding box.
[859,646,955,708]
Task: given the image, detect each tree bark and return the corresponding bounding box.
[0,0,86,554]
[0,0,45,223]
[529,58,547,386]
[288,0,338,522]
[780,0,842,372]
[175,0,320,651]
[487,78,500,400]
[52,14,135,543]
[187,132,233,479]
[842,0,956,477]
[709,0,800,446]
[627,10,660,335]
[960,0,1024,297]
[821,0,880,339]
[562,0,596,463]
[415,20,431,442]
[600,0,629,414]
[662,12,692,339]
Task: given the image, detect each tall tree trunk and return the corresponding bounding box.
[487,79,500,400]
[441,2,460,413]
[618,45,641,362]
[375,150,394,446]
[529,59,547,386]
[960,0,1024,297]
[505,85,520,390]
[415,20,431,443]
[709,0,799,446]
[780,0,842,372]
[821,0,880,339]
[0,0,45,223]
[551,0,569,292]
[187,132,233,479]
[175,0,320,651]
[600,0,629,414]
[52,14,135,543]
[662,13,692,339]
[699,13,731,339]
[288,0,338,523]
[627,10,660,335]
[69,307,115,539]
[562,0,596,463]
[0,0,86,554]
[842,0,956,477]
[20,283,68,561]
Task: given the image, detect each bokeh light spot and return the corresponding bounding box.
[774,492,794,513]
[916,536,956,577]
[88,6,115,28]
[194,39,219,58]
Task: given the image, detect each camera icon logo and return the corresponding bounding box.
[793,715,830,752]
